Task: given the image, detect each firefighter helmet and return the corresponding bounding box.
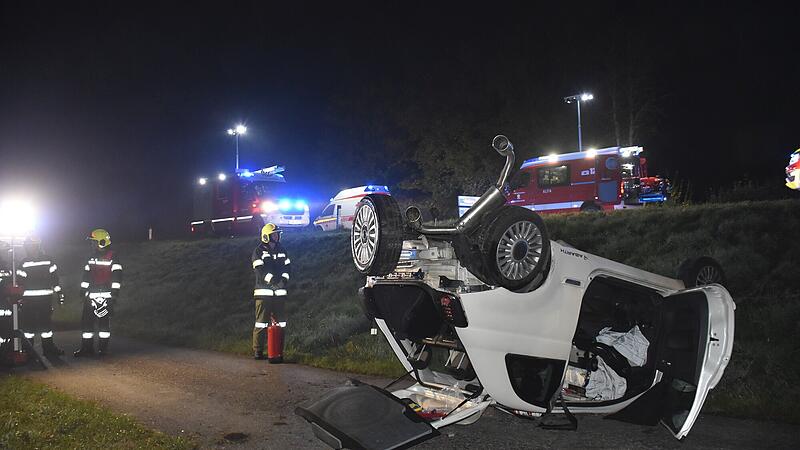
[261,223,282,243]
[88,228,112,249]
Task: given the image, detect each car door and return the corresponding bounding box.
[608,284,735,439]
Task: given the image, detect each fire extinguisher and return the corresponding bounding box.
[267,314,284,364]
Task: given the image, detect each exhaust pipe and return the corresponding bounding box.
[407,135,516,236]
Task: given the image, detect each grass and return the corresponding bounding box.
[0,375,193,449]
[48,198,800,422]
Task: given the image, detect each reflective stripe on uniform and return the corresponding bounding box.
[264,273,273,283]
[22,260,51,268]
[24,333,35,339]
[277,253,286,257]
[281,273,289,280]
[84,265,90,271]
[98,332,111,338]
[0,309,11,316]
[54,286,62,292]
[82,332,94,339]
[80,281,90,288]
[89,259,113,266]
[278,321,287,327]
[49,264,58,273]
[23,289,54,296]
[111,282,121,289]
[88,292,113,299]
[254,322,268,328]
[16,270,27,277]
[112,264,122,271]
[252,259,264,268]
[40,331,53,338]
[284,258,291,265]
[274,289,287,296]
[254,288,274,296]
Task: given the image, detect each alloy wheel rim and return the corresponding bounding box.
[496,220,543,280]
[352,203,378,269]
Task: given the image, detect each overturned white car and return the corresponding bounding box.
[296,136,735,449]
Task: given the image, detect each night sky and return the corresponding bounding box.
[1,2,797,241]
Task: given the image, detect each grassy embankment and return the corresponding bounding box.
[0,375,193,449]
[51,199,800,423]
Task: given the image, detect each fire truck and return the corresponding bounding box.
[506,146,669,213]
[190,166,310,236]
[786,149,800,191]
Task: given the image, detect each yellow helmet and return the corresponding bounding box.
[260,223,282,243]
[88,228,111,249]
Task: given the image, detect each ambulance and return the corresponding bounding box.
[507,146,669,213]
[313,186,390,231]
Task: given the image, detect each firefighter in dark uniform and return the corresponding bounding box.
[251,223,291,361]
[74,229,122,357]
[16,236,64,355]
[0,253,13,353]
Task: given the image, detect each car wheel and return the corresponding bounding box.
[351,194,403,276]
[580,202,601,213]
[478,206,551,292]
[677,256,726,287]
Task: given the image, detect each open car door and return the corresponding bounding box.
[607,284,735,439]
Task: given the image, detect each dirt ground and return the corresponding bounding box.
[14,332,799,450]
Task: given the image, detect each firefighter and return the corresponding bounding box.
[251,223,291,362]
[74,229,122,357]
[16,236,64,356]
[0,252,13,353]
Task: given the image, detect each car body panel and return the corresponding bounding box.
[453,241,683,412]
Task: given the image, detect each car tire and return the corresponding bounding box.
[477,206,551,292]
[351,194,403,276]
[677,256,726,287]
[580,202,602,213]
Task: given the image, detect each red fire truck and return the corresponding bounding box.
[506,146,669,213]
[190,166,310,236]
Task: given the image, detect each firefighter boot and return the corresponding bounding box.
[42,337,64,356]
[254,351,266,360]
[73,338,94,357]
[98,338,110,356]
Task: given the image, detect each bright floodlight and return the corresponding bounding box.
[0,198,37,237]
[586,148,597,159]
[218,173,227,181]
[235,124,247,134]
[547,153,559,163]
[581,93,594,101]
[198,177,207,185]
[227,128,235,135]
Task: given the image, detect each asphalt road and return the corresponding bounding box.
[16,333,799,450]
